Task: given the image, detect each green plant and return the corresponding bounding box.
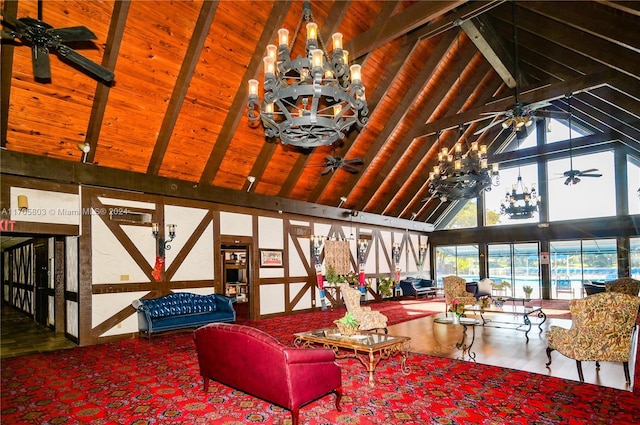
[523,285,533,293]
[377,277,394,298]
[325,264,339,285]
[336,311,359,328]
[492,281,511,290]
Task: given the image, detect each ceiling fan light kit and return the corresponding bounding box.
[247,0,368,148]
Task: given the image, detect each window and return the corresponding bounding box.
[442,199,478,230]
[547,150,616,221]
[628,155,640,215]
[485,163,539,226]
[434,245,479,285]
[631,237,640,279]
[488,243,540,298]
[550,239,617,299]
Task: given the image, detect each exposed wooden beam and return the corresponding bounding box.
[85,0,130,163]
[344,0,465,59]
[0,0,19,147]
[147,1,218,175]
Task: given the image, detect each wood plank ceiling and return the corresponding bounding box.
[1,0,638,226]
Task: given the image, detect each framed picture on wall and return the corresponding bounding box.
[260,250,283,267]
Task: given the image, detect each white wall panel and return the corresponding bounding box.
[66,300,78,338]
[260,284,285,314]
[9,187,79,225]
[288,235,308,276]
[258,216,283,249]
[260,267,284,278]
[65,236,78,292]
[220,212,253,236]
[171,221,215,281]
[92,219,152,284]
[164,205,209,269]
[290,281,311,311]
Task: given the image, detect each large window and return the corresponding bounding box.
[547,150,616,221]
[485,163,539,226]
[442,199,478,230]
[488,243,540,298]
[435,245,479,285]
[549,239,617,299]
[632,237,640,279]
[628,155,640,215]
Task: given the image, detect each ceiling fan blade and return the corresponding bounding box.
[578,168,599,174]
[321,166,333,175]
[50,26,97,42]
[580,173,602,178]
[31,45,51,80]
[473,118,505,135]
[532,109,570,120]
[0,11,20,27]
[343,157,364,165]
[340,164,359,174]
[56,45,115,82]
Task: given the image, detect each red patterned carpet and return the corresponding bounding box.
[2,299,638,424]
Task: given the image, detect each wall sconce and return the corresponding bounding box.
[311,235,324,263]
[17,195,28,211]
[358,238,368,264]
[419,243,428,264]
[392,242,401,264]
[152,223,176,257]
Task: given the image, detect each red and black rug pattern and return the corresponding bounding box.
[1,300,638,424]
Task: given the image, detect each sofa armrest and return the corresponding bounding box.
[214,294,236,312]
[284,347,335,364]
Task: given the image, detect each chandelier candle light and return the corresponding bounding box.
[500,173,540,219]
[428,129,500,202]
[247,1,368,148]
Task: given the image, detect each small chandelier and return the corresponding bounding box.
[247,1,368,148]
[428,128,500,202]
[500,173,540,219]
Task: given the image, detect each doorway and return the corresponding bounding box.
[221,245,250,320]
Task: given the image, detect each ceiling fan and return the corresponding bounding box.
[561,94,601,186]
[474,3,567,137]
[0,1,114,82]
[321,155,364,175]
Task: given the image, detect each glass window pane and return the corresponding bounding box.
[456,245,479,282]
[631,237,640,279]
[582,239,617,283]
[488,244,511,293]
[628,155,640,215]
[513,243,540,298]
[443,199,477,229]
[435,246,456,286]
[485,163,539,226]
[547,151,615,221]
[550,240,581,299]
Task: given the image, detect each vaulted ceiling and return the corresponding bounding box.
[2,0,638,227]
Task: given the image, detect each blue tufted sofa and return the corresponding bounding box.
[132,292,236,339]
[399,277,436,299]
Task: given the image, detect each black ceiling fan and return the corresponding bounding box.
[560,94,602,186]
[0,1,114,82]
[321,154,364,175]
[474,3,568,137]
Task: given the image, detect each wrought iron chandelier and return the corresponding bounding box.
[427,128,500,202]
[500,173,539,219]
[247,1,368,148]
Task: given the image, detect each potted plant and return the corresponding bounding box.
[325,264,339,287]
[523,285,533,298]
[492,281,511,297]
[334,311,359,336]
[377,277,394,298]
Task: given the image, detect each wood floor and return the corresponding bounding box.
[388,302,637,392]
[2,300,636,392]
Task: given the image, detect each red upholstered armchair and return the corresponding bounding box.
[194,323,342,425]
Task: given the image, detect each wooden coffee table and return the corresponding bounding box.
[293,328,411,387]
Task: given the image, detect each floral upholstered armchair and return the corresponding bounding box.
[545,292,640,383]
[443,276,476,316]
[338,284,388,333]
[605,277,640,297]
